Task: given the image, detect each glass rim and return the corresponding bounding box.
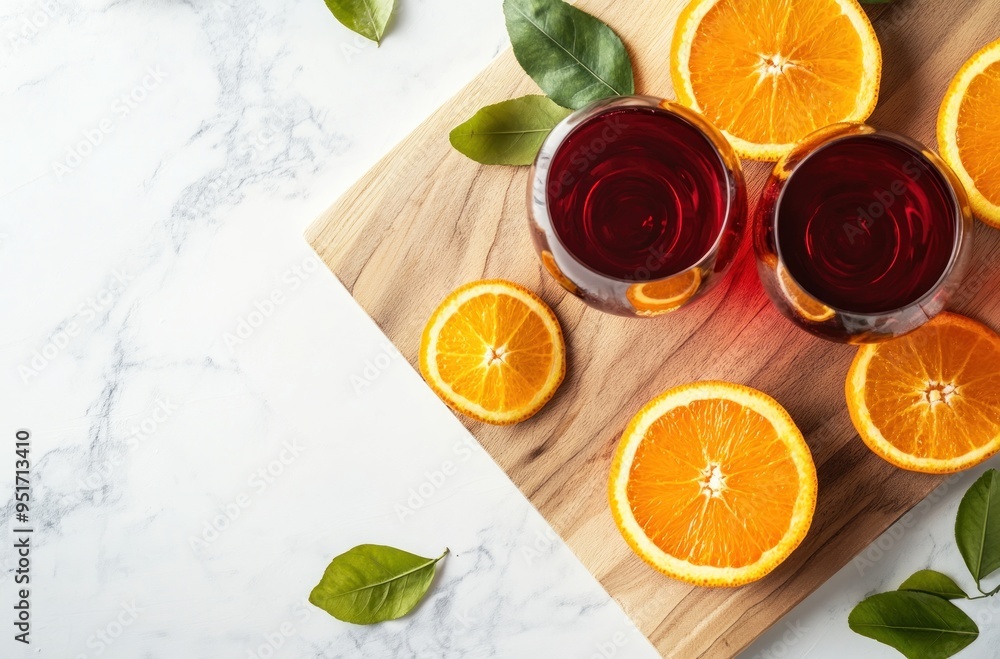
[532,94,743,285]
[772,125,970,320]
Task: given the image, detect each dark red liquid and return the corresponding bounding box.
[546,107,728,280]
[776,136,957,314]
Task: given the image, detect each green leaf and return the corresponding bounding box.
[450,95,572,165]
[324,0,396,45]
[956,469,1000,585]
[503,0,634,110]
[898,570,968,600]
[849,591,978,659]
[309,544,448,624]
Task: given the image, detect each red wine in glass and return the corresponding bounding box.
[529,96,746,317]
[755,124,973,342]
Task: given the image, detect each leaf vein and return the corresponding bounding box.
[509,3,622,97]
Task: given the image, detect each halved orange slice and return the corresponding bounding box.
[938,39,1000,227]
[609,381,817,586]
[626,269,702,316]
[419,280,565,425]
[671,0,881,161]
[541,250,579,295]
[777,263,834,323]
[846,312,1000,473]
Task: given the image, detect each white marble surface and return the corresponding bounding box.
[0,0,996,658]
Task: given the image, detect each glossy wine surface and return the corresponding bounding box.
[776,136,957,313]
[546,107,728,281]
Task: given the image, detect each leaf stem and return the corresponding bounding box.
[968,583,1000,599]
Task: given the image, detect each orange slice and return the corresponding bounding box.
[541,250,579,295]
[609,381,817,586]
[938,39,1000,227]
[671,0,881,161]
[626,269,702,316]
[846,312,1000,473]
[419,280,566,425]
[777,263,834,323]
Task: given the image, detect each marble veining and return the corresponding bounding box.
[1,0,997,657]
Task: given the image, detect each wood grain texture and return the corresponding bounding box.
[306,1,1000,656]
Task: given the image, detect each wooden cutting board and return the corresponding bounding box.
[307,2,1000,656]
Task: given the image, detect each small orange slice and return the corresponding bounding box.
[938,39,1000,227]
[419,280,566,425]
[541,250,579,295]
[671,0,881,161]
[846,312,1000,473]
[609,381,817,586]
[777,263,834,323]
[626,269,702,316]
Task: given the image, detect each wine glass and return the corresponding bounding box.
[754,123,974,343]
[528,96,747,317]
